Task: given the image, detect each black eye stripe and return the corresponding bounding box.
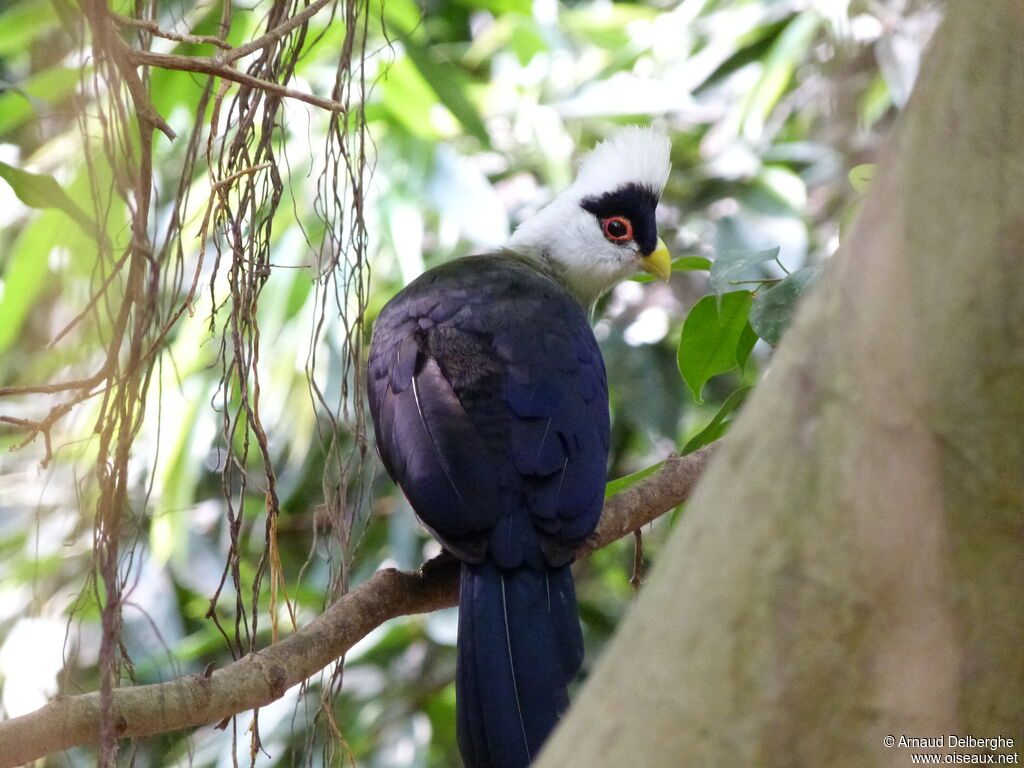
[581,183,659,255]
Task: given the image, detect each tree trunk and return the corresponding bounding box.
[536,2,1024,766]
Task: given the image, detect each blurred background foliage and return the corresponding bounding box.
[0,0,940,765]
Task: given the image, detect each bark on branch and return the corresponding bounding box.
[127,50,349,114]
[0,446,715,767]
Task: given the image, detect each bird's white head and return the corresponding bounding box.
[507,126,672,309]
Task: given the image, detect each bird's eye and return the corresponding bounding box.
[601,216,633,243]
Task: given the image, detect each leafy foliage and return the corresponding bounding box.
[677,290,754,403]
[750,264,821,345]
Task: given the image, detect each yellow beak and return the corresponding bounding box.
[640,238,671,281]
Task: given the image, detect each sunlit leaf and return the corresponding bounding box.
[376,0,428,35]
[698,16,789,93]
[0,67,81,134]
[0,213,58,354]
[450,0,531,14]
[0,161,73,210]
[509,24,547,66]
[564,2,658,50]
[741,11,822,139]
[677,291,753,403]
[0,161,110,248]
[378,56,443,139]
[859,76,893,129]
[0,1,55,56]
[465,14,536,66]
[152,395,204,567]
[403,42,490,145]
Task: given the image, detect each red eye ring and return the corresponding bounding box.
[601,216,633,243]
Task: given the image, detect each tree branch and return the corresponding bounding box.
[0,446,715,767]
[109,12,233,49]
[220,0,336,63]
[128,50,348,113]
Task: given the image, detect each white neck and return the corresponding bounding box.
[506,196,636,310]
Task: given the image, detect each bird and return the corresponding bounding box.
[367,126,671,768]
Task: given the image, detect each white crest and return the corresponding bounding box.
[571,126,671,199]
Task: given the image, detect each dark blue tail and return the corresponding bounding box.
[456,561,583,768]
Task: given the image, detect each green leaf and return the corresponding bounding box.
[378,56,442,140]
[709,247,779,298]
[0,212,58,354]
[682,386,752,455]
[676,256,713,271]
[0,67,81,135]
[0,0,58,58]
[402,41,489,145]
[605,461,663,499]
[152,395,204,567]
[450,0,532,15]
[0,161,111,249]
[508,24,547,66]
[677,291,754,403]
[736,321,758,370]
[741,11,822,139]
[375,0,422,37]
[859,76,892,129]
[0,161,71,209]
[750,265,820,345]
[848,163,877,194]
[631,255,712,282]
